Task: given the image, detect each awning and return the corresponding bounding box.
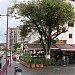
[24,43,43,50]
[24,43,75,52]
[55,44,75,51]
[50,44,59,50]
[24,43,59,50]
[69,44,75,48]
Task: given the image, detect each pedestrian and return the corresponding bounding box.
[62,55,66,66]
[66,56,69,64]
[56,55,62,65]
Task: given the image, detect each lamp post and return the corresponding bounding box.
[6,8,9,75]
[0,7,20,75]
[0,8,9,75]
[9,28,13,67]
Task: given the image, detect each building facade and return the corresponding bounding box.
[8,28,17,49]
[8,26,22,49]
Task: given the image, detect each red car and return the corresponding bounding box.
[12,54,19,61]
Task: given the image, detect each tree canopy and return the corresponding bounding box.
[10,0,75,55]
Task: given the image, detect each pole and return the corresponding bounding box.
[6,8,8,75]
[14,67,18,75]
[10,29,12,67]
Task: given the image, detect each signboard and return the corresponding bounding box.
[56,40,66,44]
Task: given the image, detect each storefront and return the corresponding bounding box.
[23,43,75,64]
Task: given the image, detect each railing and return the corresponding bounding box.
[0,60,9,75]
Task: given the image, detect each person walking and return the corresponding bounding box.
[62,55,66,66]
[66,56,69,65]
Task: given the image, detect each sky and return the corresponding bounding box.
[0,0,30,43]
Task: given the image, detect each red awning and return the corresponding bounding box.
[24,43,75,52]
[56,44,75,51]
[51,44,59,50]
[24,43,59,50]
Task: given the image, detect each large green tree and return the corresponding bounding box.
[10,0,75,57]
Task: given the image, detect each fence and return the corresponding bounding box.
[0,60,9,75]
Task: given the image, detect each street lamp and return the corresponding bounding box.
[0,7,20,75]
[6,8,9,75]
[0,8,9,75]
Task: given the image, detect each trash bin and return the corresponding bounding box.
[0,63,2,69]
[16,69,22,75]
[0,56,2,69]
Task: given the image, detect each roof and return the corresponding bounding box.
[23,43,75,52]
[51,44,59,50]
[69,44,75,48]
[24,43,43,50]
[55,44,75,51]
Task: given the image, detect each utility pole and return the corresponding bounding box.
[10,28,12,67]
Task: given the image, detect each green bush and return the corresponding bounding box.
[24,51,31,63]
[30,59,35,64]
[45,58,55,65]
[39,58,45,64]
[20,57,24,61]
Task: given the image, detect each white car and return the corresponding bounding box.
[0,51,4,55]
[7,52,10,57]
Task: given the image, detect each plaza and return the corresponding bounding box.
[4,62,75,75]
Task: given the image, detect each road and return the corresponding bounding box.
[3,62,75,75]
[1,54,6,67]
[1,55,75,75]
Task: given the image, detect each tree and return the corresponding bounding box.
[20,21,32,37]
[12,49,16,54]
[10,0,75,58]
[14,43,20,50]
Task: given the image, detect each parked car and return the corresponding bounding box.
[0,51,4,55]
[12,54,20,61]
[0,51,4,57]
[7,52,10,57]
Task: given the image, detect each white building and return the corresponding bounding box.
[57,0,75,44]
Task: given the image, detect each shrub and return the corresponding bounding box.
[45,58,55,65]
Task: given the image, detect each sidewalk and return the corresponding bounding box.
[4,61,20,75]
[3,61,75,75]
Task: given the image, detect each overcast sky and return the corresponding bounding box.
[0,0,30,43]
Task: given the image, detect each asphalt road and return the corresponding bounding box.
[1,55,75,75]
[3,62,75,75]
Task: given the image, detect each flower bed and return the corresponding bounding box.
[20,61,31,68]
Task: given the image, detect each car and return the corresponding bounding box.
[0,51,4,55]
[7,52,10,57]
[12,54,20,61]
[7,52,12,57]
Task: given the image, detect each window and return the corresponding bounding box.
[69,34,72,38]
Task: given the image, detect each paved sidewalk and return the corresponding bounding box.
[4,62,75,75]
[4,61,20,75]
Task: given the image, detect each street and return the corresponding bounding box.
[3,62,75,75]
[1,54,75,75]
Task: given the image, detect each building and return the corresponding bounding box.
[8,26,23,50]
[8,28,16,49]
[16,26,22,44]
